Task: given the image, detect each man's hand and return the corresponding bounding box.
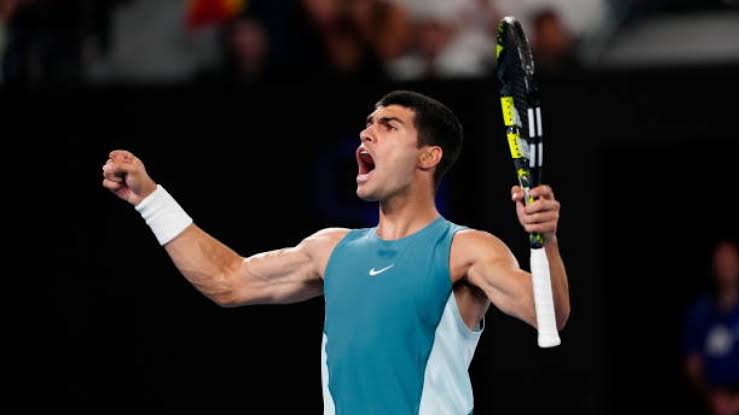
[102,150,157,206]
[511,185,560,244]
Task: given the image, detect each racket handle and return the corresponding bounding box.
[530,248,561,348]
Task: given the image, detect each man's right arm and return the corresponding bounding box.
[163,224,347,307]
[102,149,348,307]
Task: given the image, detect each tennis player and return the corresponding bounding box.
[102,90,570,415]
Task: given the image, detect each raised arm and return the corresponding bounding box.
[162,225,347,307]
[459,185,570,330]
[102,150,347,307]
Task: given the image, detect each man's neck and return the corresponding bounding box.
[376,187,439,241]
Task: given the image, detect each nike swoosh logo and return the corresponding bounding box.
[369,264,395,276]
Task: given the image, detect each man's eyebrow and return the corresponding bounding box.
[380,116,404,125]
[366,115,404,126]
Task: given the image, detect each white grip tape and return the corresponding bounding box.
[135,185,193,246]
[530,248,561,348]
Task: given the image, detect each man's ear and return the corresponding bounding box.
[418,146,443,170]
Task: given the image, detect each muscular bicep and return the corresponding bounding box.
[230,246,322,305]
[461,232,537,328]
[223,228,348,307]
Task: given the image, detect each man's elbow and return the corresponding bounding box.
[210,287,257,308]
[211,260,251,308]
[212,293,242,308]
[207,273,249,308]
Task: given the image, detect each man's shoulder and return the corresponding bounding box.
[453,228,505,247]
[302,227,352,251]
[310,227,352,239]
[451,228,514,262]
[300,228,352,278]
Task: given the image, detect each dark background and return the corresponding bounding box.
[10,66,738,414]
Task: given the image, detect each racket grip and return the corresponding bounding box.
[530,248,561,348]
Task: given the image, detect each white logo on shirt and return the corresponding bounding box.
[369,264,395,276]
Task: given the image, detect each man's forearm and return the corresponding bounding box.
[163,224,243,305]
[545,236,570,329]
[134,185,242,305]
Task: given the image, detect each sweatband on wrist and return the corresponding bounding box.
[135,184,193,246]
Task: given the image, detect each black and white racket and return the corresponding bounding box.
[496,16,560,348]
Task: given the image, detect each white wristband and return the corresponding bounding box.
[135,185,193,246]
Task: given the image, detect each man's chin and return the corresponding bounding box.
[356,187,380,202]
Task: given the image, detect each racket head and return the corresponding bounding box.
[496,16,545,248]
[496,16,535,122]
[496,16,542,184]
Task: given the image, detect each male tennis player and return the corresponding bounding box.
[102,90,570,414]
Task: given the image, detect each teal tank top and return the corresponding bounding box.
[321,216,483,415]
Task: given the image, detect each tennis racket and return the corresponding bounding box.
[496,16,560,348]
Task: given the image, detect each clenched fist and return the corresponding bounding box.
[102,150,157,205]
[511,184,560,244]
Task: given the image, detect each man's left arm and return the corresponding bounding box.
[463,185,570,330]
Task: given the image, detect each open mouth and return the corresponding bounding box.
[357,150,375,174]
[356,147,376,181]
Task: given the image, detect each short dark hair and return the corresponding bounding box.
[375,90,463,189]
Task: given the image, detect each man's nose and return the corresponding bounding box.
[360,127,374,143]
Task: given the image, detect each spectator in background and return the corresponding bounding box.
[281,0,400,80]
[530,8,579,75]
[683,240,739,415]
[2,0,85,83]
[387,0,497,80]
[220,15,269,82]
[347,0,412,63]
[86,0,220,82]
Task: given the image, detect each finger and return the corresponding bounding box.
[515,199,526,220]
[102,160,116,176]
[525,199,559,214]
[103,171,124,183]
[529,185,554,200]
[524,199,551,213]
[103,161,135,177]
[511,185,524,201]
[520,211,558,225]
[523,223,555,234]
[102,161,123,180]
[102,178,123,190]
[109,149,136,161]
[523,197,546,213]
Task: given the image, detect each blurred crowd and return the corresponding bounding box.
[0,0,584,83]
[1,0,735,84]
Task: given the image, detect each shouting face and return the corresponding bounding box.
[356,105,433,201]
